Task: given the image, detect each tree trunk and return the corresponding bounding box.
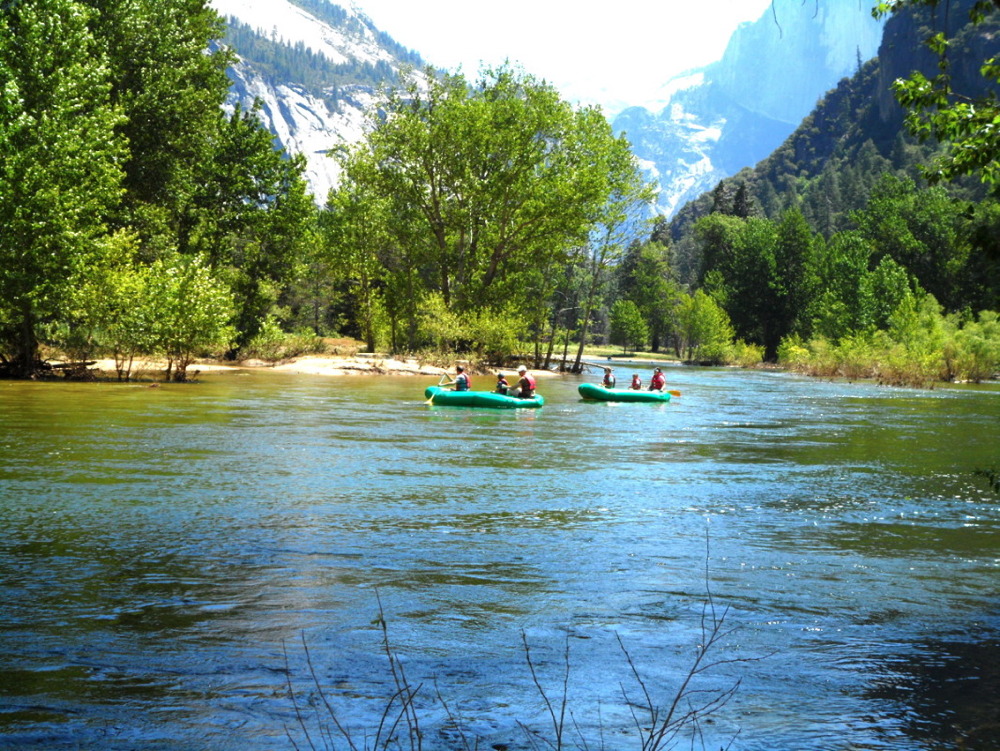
[572,274,601,373]
[13,301,40,378]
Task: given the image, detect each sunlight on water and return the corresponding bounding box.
[1,366,998,750]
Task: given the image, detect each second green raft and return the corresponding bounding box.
[578,383,671,403]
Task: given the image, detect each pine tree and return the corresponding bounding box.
[733,181,753,218]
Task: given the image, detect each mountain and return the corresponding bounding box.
[664,0,999,287]
[210,0,424,202]
[213,0,884,215]
[614,0,885,217]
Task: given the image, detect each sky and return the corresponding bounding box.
[347,0,774,114]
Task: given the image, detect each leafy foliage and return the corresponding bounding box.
[147,255,236,381]
[675,290,736,364]
[0,0,315,378]
[874,0,1000,184]
[0,0,126,375]
[609,299,649,353]
[328,63,652,361]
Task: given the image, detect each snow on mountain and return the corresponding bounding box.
[615,0,885,217]
[211,0,885,217]
[211,0,392,66]
[210,0,414,202]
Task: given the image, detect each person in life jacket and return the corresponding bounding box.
[495,373,510,394]
[602,367,616,388]
[444,365,471,391]
[649,367,666,391]
[630,373,642,390]
[515,365,536,398]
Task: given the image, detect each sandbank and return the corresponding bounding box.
[86,355,564,379]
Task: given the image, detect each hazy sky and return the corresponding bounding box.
[347,0,774,113]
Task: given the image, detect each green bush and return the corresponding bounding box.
[724,340,765,367]
[947,310,1000,382]
[777,296,1000,387]
[417,295,527,364]
[241,315,327,362]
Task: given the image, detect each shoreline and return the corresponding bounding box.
[83,355,573,380]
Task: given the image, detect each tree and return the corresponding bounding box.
[732,181,754,218]
[64,231,155,381]
[851,175,972,310]
[568,147,656,372]
[615,240,680,352]
[322,180,392,352]
[186,103,313,351]
[773,209,817,340]
[147,255,235,381]
[694,215,784,357]
[675,290,735,363]
[82,0,235,245]
[0,0,126,377]
[808,230,916,340]
[609,300,649,353]
[874,0,1000,184]
[336,63,652,356]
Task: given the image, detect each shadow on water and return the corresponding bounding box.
[864,628,1000,751]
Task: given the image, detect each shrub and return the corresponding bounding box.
[724,340,765,367]
[947,310,1000,382]
[241,316,327,362]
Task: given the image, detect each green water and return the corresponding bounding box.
[1,366,998,750]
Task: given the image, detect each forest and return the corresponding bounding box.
[0,0,998,385]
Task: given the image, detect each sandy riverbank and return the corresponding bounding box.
[86,355,566,380]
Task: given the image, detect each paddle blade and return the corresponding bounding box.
[668,390,681,397]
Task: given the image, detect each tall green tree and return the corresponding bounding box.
[147,254,235,381]
[322,180,392,352]
[616,239,680,352]
[569,148,655,372]
[82,0,234,246]
[675,290,735,363]
[609,299,649,353]
[84,2,310,351]
[694,215,782,357]
[186,103,313,350]
[0,0,126,376]
[335,63,651,355]
[851,175,972,310]
[773,209,817,340]
[808,230,916,339]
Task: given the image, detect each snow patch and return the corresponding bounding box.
[211,0,393,66]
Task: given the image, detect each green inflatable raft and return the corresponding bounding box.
[578,382,671,403]
[424,386,544,409]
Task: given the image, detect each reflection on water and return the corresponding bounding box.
[1,367,998,749]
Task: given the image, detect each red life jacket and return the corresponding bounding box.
[650,372,666,390]
[631,376,642,389]
[603,373,616,388]
[456,372,471,391]
[519,374,536,397]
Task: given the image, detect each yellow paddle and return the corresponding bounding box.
[426,373,449,404]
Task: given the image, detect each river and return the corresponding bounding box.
[1,365,998,750]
